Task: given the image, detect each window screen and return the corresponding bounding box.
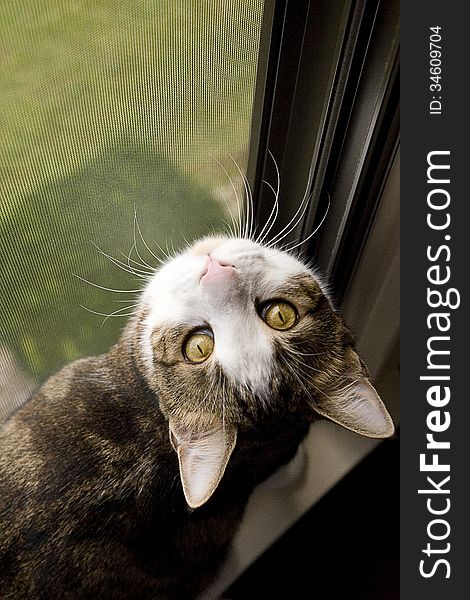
[0,0,264,418]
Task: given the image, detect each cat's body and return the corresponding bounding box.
[0,236,394,598]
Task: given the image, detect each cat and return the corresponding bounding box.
[0,234,394,599]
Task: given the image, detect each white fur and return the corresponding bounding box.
[139,237,316,398]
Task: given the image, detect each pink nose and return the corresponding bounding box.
[201,256,235,284]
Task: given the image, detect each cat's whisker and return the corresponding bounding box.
[117,250,155,274]
[160,237,176,263]
[256,180,279,246]
[256,150,281,245]
[91,242,151,279]
[221,376,226,433]
[265,187,313,249]
[126,241,135,273]
[264,190,310,248]
[79,303,138,327]
[209,381,218,416]
[288,358,337,379]
[133,207,165,266]
[132,210,157,271]
[302,368,347,405]
[283,345,323,360]
[215,370,225,430]
[283,349,323,358]
[205,370,218,415]
[73,274,143,294]
[153,239,172,263]
[284,354,323,374]
[228,153,254,241]
[220,218,237,239]
[169,237,178,258]
[127,240,152,280]
[285,344,346,376]
[280,352,344,406]
[284,193,331,253]
[180,232,194,251]
[207,151,242,238]
[285,350,345,380]
[284,360,327,406]
[278,354,314,400]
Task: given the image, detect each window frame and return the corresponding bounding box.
[247,0,399,302]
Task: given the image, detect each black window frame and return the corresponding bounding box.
[248,0,399,305]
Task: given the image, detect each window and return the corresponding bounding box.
[0,0,264,417]
[1,0,399,595]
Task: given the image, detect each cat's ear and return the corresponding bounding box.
[169,419,237,508]
[310,370,395,439]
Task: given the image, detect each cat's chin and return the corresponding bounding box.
[189,236,229,256]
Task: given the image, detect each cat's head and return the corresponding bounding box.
[135,236,394,507]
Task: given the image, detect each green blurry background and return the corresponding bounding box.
[0,0,263,414]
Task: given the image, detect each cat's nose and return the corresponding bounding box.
[200,255,236,285]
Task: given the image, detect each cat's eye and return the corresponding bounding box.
[183,331,214,363]
[261,301,297,331]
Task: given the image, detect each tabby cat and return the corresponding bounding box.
[0,234,394,599]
